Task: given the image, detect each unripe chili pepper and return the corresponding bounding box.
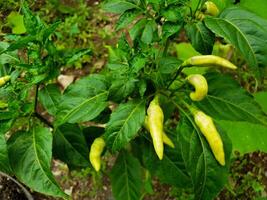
[193,109,225,166]
[0,76,11,87]
[144,116,175,148]
[89,137,106,172]
[187,74,208,101]
[203,1,219,16]
[182,55,237,70]
[147,96,164,160]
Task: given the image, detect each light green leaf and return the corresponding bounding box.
[7,12,26,34]
[7,126,68,198]
[104,100,145,152]
[110,151,142,200]
[53,123,89,168]
[254,92,267,113]
[217,120,267,155]
[239,0,267,19]
[102,0,139,14]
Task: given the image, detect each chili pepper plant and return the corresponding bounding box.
[0,1,267,200]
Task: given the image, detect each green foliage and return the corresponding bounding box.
[205,7,267,76]
[1,0,267,199]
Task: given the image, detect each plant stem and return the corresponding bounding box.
[35,112,54,128]
[34,84,39,113]
[167,65,183,89]
[163,38,170,57]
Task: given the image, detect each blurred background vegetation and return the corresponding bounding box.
[0,0,267,199]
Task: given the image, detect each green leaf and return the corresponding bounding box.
[129,19,147,41]
[116,9,141,30]
[110,151,142,200]
[205,7,267,74]
[102,0,139,14]
[22,4,43,34]
[161,7,182,22]
[130,56,147,73]
[6,35,37,52]
[177,113,232,200]
[141,20,157,44]
[0,134,12,174]
[185,21,215,55]
[158,57,182,74]
[140,135,191,187]
[56,75,108,125]
[53,123,89,168]
[196,73,267,126]
[0,43,19,65]
[42,21,61,43]
[239,0,267,19]
[217,120,267,155]
[65,49,91,64]
[109,78,136,102]
[104,100,146,152]
[7,12,26,34]
[7,126,68,198]
[162,22,182,40]
[254,92,267,113]
[39,84,61,116]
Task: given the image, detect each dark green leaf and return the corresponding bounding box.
[22,4,42,34]
[185,21,215,55]
[177,113,232,200]
[53,124,89,168]
[129,19,147,41]
[109,78,136,102]
[104,100,146,152]
[7,126,68,198]
[116,9,141,30]
[0,134,12,174]
[140,135,191,187]
[205,7,267,74]
[131,56,147,73]
[42,21,61,43]
[39,84,61,116]
[162,22,182,40]
[6,35,36,52]
[110,151,142,200]
[158,57,182,74]
[141,20,157,44]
